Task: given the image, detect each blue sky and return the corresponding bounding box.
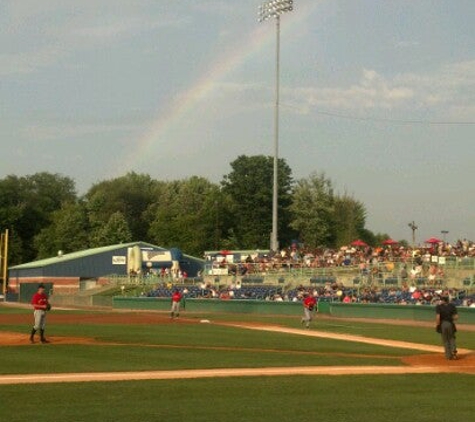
[1,0,474,245]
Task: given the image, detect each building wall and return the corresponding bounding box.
[9,277,80,295]
[8,243,204,299]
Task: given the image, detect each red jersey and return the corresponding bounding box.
[31,292,49,310]
[303,296,317,309]
[172,291,182,303]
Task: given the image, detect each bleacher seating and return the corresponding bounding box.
[384,277,399,286]
[146,280,475,306]
[415,277,428,286]
[147,283,282,300]
[463,276,474,290]
[147,284,202,298]
[310,276,336,285]
[241,276,264,284]
[232,285,282,300]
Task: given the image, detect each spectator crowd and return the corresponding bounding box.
[147,238,474,308]
[147,279,475,308]
[206,238,474,276]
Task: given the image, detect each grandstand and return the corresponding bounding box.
[144,247,475,307]
[145,277,475,307]
[147,282,283,301]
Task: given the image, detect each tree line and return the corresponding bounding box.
[0,155,388,265]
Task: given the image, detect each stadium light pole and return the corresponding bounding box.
[441,230,449,243]
[258,0,294,252]
[408,221,418,263]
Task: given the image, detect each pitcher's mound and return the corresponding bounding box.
[0,331,98,346]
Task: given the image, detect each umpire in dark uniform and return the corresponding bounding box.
[435,296,458,360]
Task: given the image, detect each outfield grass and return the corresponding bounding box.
[185,312,475,349]
[0,305,473,422]
[2,375,474,422]
[0,320,408,375]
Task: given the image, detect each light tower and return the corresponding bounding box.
[258,0,294,252]
[408,221,418,261]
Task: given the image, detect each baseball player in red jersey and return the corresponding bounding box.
[170,289,182,319]
[301,292,317,329]
[30,284,50,344]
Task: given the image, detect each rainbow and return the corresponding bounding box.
[121,2,319,173]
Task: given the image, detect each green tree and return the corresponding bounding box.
[26,172,76,215]
[84,172,156,242]
[221,155,293,249]
[0,173,76,264]
[333,193,367,247]
[372,232,394,248]
[0,176,25,264]
[289,172,335,248]
[146,177,225,256]
[34,201,90,258]
[91,211,132,247]
[359,228,378,247]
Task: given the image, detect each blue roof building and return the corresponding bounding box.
[8,241,204,296]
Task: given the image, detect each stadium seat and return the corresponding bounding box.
[384,277,399,286]
[241,276,264,284]
[310,276,336,285]
[463,276,474,292]
[416,277,428,287]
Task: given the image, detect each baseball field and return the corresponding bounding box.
[0,303,474,422]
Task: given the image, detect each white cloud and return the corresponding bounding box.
[70,14,190,42]
[288,69,415,111]
[1,3,191,76]
[21,122,138,142]
[393,40,420,49]
[0,45,65,75]
[3,0,68,23]
[286,60,475,117]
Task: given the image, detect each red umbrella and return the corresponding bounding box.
[425,237,442,244]
[382,238,398,246]
[351,239,368,247]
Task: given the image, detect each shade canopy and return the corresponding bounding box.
[425,237,442,244]
[382,238,398,245]
[351,239,368,247]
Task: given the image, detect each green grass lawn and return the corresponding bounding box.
[2,375,474,422]
[0,305,473,422]
[0,320,408,374]
[185,311,475,349]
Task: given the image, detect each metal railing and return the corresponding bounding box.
[100,256,474,291]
